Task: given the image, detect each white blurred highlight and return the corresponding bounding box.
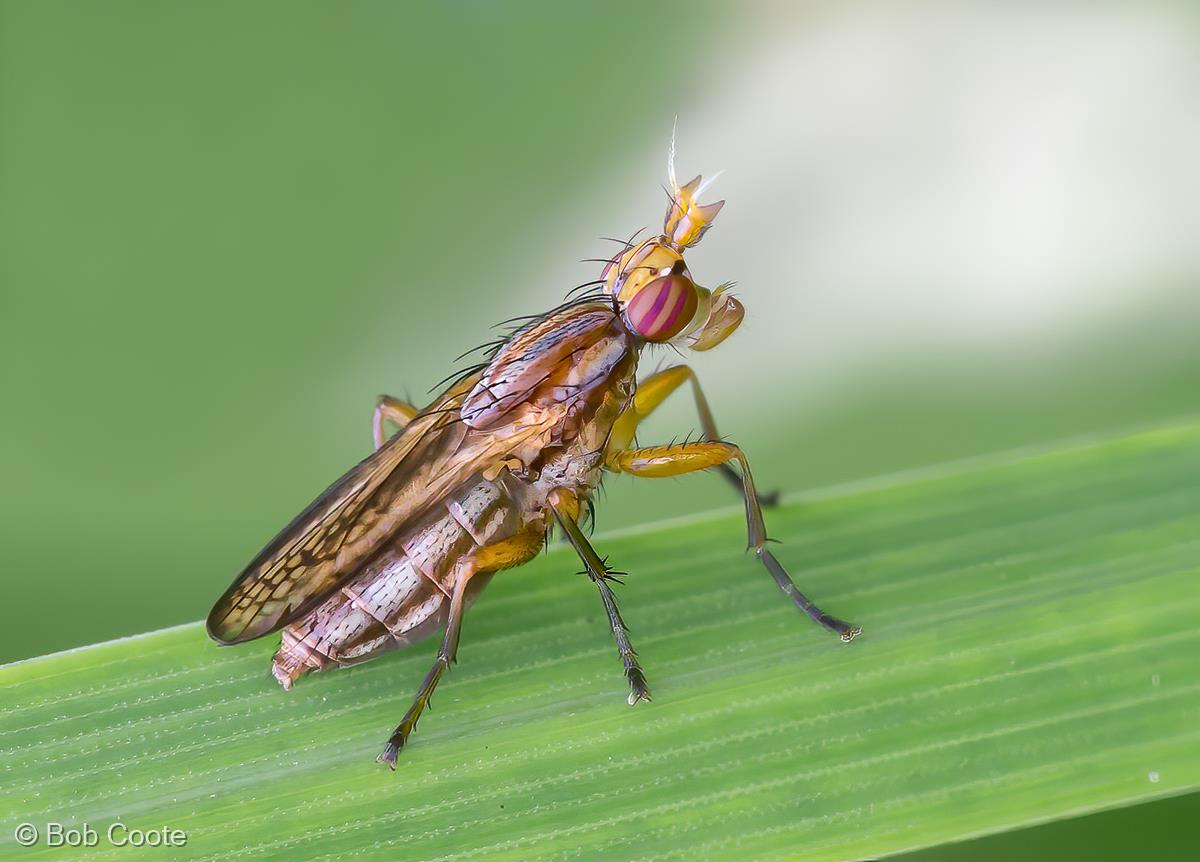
[626,3,1200,404]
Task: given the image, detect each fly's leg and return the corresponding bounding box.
[613,442,861,642]
[606,365,777,505]
[372,395,420,450]
[377,576,469,768]
[550,489,651,705]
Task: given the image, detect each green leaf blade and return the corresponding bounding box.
[2,425,1198,860]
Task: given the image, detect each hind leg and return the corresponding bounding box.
[377,526,544,767]
[372,395,420,449]
[378,575,469,768]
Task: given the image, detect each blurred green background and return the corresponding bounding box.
[1,1,1197,858]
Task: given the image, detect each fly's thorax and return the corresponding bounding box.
[531,446,605,496]
[452,295,637,544]
[463,302,630,431]
[460,299,638,485]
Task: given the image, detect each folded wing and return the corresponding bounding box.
[207,380,476,644]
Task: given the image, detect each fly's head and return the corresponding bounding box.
[603,166,742,352]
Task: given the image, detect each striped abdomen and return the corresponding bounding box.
[271,474,522,688]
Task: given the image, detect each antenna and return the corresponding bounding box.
[668,115,678,190]
[695,170,725,199]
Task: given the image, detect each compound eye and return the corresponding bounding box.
[626,273,699,341]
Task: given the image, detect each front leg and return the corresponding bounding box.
[614,442,861,642]
[605,365,777,505]
[549,489,651,705]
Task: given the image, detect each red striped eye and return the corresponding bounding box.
[626,274,699,341]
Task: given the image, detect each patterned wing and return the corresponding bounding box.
[207,381,476,644]
[209,300,631,646]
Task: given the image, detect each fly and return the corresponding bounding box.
[206,139,861,768]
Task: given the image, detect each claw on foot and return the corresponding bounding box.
[377,742,399,770]
[816,611,861,643]
[627,669,652,705]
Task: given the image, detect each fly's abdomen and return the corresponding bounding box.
[271,474,524,688]
[271,541,447,688]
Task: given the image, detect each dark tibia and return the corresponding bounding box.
[553,505,651,704]
[378,588,467,768]
[377,657,449,768]
[592,571,651,704]
[758,546,860,641]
